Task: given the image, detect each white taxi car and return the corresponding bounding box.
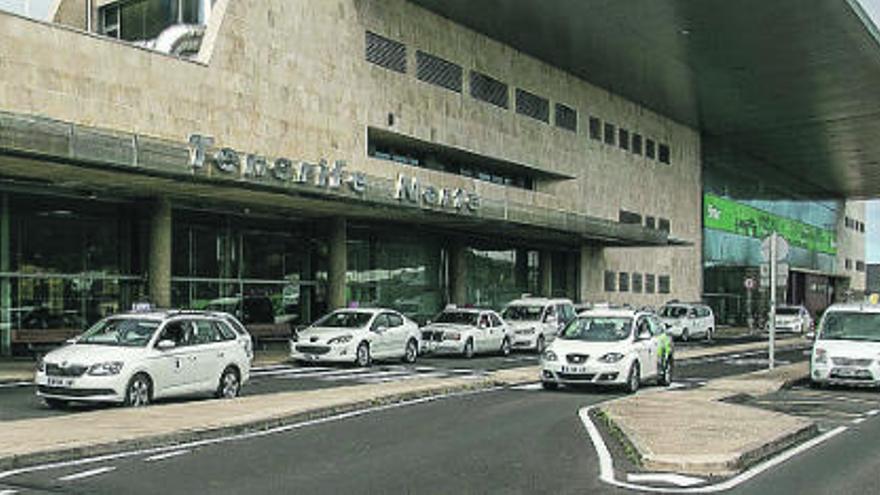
[771,305,813,334]
[420,307,512,358]
[501,297,576,353]
[810,304,880,387]
[540,308,673,392]
[290,308,421,366]
[35,310,253,408]
[658,302,715,341]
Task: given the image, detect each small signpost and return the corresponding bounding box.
[761,233,789,370]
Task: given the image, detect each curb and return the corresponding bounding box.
[0,371,535,471]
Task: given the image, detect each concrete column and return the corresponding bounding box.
[148,197,173,308]
[0,193,9,357]
[449,242,468,305]
[565,252,578,301]
[514,248,529,291]
[540,251,553,297]
[579,244,604,302]
[327,217,347,310]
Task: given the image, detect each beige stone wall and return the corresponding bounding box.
[0,0,703,303]
[837,200,867,292]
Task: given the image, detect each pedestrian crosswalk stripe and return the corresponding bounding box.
[319,369,414,382]
[58,466,117,482]
[251,366,333,377]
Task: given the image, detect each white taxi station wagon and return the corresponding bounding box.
[501,297,577,353]
[540,308,673,393]
[290,308,422,366]
[420,307,513,358]
[35,310,254,408]
[658,302,715,341]
[810,303,880,387]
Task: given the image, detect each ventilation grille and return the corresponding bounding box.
[516,89,549,123]
[470,71,508,109]
[416,51,462,92]
[619,210,642,225]
[365,31,406,73]
[555,103,577,132]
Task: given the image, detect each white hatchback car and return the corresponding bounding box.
[540,308,673,392]
[658,303,715,341]
[290,308,421,367]
[771,305,813,334]
[35,310,253,408]
[501,297,576,353]
[810,304,880,387]
[420,307,512,358]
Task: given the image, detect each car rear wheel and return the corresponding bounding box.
[535,335,546,354]
[216,366,241,399]
[463,339,475,359]
[125,373,152,408]
[625,362,640,394]
[402,339,418,364]
[705,328,714,342]
[356,342,372,367]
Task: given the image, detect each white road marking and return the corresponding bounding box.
[250,367,333,377]
[0,387,503,483]
[58,466,117,482]
[277,368,376,380]
[144,449,191,462]
[510,382,543,391]
[0,489,18,495]
[319,370,414,382]
[579,405,848,493]
[852,417,866,424]
[627,473,705,487]
[0,382,32,389]
[865,409,879,416]
[360,372,448,384]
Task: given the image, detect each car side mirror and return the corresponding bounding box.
[157,339,176,350]
[374,325,388,334]
[545,315,557,324]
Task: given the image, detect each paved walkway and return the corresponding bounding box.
[600,361,813,476]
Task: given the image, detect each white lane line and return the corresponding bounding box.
[0,387,504,483]
[627,473,705,487]
[579,405,848,493]
[144,449,191,462]
[250,367,334,377]
[58,466,117,482]
[509,382,543,391]
[0,489,18,495]
[852,418,866,425]
[281,368,381,380]
[319,370,414,382]
[360,372,449,384]
[0,382,32,389]
[865,409,879,416]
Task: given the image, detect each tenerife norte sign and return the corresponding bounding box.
[186,134,480,213]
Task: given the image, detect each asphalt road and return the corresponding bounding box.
[0,346,811,495]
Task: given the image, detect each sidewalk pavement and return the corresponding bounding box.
[0,367,536,469]
[599,361,814,476]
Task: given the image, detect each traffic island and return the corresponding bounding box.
[0,366,538,470]
[597,361,816,477]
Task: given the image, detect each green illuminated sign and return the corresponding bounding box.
[703,194,836,255]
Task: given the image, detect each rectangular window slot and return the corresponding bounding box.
[555,103,577,132]
[618,272,630,292]
[366,31,407,73]
[604,123,616,145]
[646,139,656,159]
[645,274,656,294]
[659,143,671,164]
[645,216,656,229]
[604,270,616,292]
[659,275,670,294]
[589,117,602,140]
[632,134,643,155]
[619,128,629,151]
[632,273,643,293]
[515,89,550,123]
[619,210,642,225]
[658,218,670,233]
[416,51,462,93]
[470,71,509,109]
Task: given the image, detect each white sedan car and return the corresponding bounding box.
[540,308,673,392]
[772,305,813,334]
[810,304,880,387]
[420,308,512,358]
[35,310,253,408]
[290,308,421,366]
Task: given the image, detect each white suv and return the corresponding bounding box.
[810,304,880,387]
[540,308,673,392]
[658,302,715,341]
[35,310,253,408]
[501,297,576,353]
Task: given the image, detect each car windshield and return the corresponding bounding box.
[776,307,800,316]
[77,318,160,347]
[660,306,688,318]
[434,311,479,326]
[559,317,633,342]
[502,305,544,321]
[820,312,880,342]
[312,311,373,329]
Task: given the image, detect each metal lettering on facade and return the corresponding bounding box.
[394,174,480,212]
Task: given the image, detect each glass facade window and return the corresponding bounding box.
[645,274,655,294]
[604,270,616,292]
[618,272,629,292]
[100,0,202,41]
[465,248,533,311]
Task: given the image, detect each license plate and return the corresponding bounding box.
[47,377,74,387]
[562,366,587,374]
[834,367,861,378]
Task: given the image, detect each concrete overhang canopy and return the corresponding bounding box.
[409,0,880,199]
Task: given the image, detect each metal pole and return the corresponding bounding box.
[769,232,777,370]
[86,0,93,32]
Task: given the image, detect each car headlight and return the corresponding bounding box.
[543,350,558,362]
[87,361,124,376]
[327,335,353,345]
[443,332,461,341]
[599,353,625,363]
[813,348,827,365]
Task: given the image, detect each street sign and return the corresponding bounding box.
[761,235,790,262]
[744,277,756,290]
[759,262,788,287]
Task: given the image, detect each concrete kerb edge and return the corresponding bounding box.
[595,367,817,477]
[0,369,536,471]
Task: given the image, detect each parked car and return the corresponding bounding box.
[501,297,576,353]
[540,307,673,392]
[290,308,421,366]
[769,305,813,334]
[658,302,715,341]
[420,307,512,358]
[810,304,880,388]
[35,310,253,409]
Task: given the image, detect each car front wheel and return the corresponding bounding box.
[500,337,511,356]
[356,342,372,367]
[125,373,152,408]
[216,366,241,399]
[402,339,418,364]
[625,362,640,394]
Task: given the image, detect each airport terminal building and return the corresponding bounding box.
[0,0,870,354]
